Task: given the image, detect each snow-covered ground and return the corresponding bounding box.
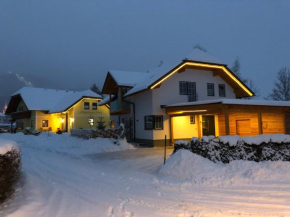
[1,133,290,217]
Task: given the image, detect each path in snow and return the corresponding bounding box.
[0,135,290,217]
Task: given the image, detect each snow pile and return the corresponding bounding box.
[0,133,134,157]
[219,135,241,146]
[0,138,18,155]
[160,149,290,186]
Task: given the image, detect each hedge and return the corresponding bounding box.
[0,147,21,204]
[174,135,290,163]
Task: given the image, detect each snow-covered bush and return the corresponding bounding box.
[0,139,21,204]
[71,128,119,140]
[174,134,290,163]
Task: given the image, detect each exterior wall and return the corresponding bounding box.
[16,100,28,112]
[73,99,110,130]
[262,113,285,134]
[35,111,64,132]
[229,113,259,136]
[172,115,198,141]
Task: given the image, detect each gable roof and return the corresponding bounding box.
[6,87,102,114]
[102,48,254,98]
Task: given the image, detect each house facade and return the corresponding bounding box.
[6,87,110,133]
[100,49,290,146]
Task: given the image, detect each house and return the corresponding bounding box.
[100,48,290,146]
[0,112,9,124]
[5,87,110,133]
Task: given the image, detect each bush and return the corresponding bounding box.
[71,128,119,140]
[0,147,21,204]
[174,135,290,163]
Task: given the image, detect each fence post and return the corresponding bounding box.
[164,135,167,164]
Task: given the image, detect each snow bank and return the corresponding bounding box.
[219,135,240,147]
[160,149,290,186]
[0,138,18,155]
[0,133,134,157]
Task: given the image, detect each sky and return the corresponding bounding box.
[0,0,290,99]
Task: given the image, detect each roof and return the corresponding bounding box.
[163,99,290,108]
[109,70,150,87]
[8,87,102,114]
[184,48,226,65]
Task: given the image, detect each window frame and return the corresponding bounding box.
[84,102,90,110]
[179,81,188,95]
[42,120,49,128]
[144,115,163,130]
[207,83,215,96]
[218,84,226,97]
[92,102,98,110]
[190,115,195,124]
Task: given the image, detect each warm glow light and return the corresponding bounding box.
[70,118,74,122]
[150,62,253,96]
[61,118,65,123]
[173,110,207,114]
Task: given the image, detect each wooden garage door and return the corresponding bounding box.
[236,119,251,137]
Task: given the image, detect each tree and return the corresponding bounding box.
[90,84,102,95]
[267,67,290,101]
[96,116,106,130]
[230,58,260,99]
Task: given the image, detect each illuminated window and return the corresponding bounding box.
[145,115,163,130]
[219,84,226,97]
[42,120,49,127]
[190,115,195,124]
[207,83,215,96]
[92,102,98,110]
[84,102,90,110]
[88,118,94,126]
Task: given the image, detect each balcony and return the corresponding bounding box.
[110,97,131,115]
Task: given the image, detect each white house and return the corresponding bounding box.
[100,48,290,146]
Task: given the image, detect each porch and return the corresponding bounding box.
[163,99,290,143]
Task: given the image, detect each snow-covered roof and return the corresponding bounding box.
[98,95,117,106]
[123,49,229,97]
[12,87,102,113]
[184,48,226,65]
[109,70,150,87]
[163,99,290,108]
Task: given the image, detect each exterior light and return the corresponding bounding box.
[70,118,74,122]
[61,118,65,123]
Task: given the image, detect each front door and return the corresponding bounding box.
[122,118,134,141]
[202,115,215,136]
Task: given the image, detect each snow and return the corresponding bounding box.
[218,134,290,146]
[109,70,150,87]
[0,138,17,155]
[160,149,290,186]
[11,87,102,113]
[164,98,290,108]
[1,133,290,216]
[0,112,5,117]
[185,48,226,65]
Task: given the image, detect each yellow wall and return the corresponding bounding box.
[172,115,198,140]
[73,98,110,129]
[16,100,28,112]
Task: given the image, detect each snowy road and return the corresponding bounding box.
[1,134,290,217]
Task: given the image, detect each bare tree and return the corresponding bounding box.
[230,58,259,99]
[90,84,102,95]
[267,67,290,101]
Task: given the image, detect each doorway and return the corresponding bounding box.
[202,115,215,136]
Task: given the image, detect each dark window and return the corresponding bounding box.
[179,81,188,95]
[207,83,215,96]
[190,115,195,124]
[145,115,163,130]
[84,102,90,110]
[92,102,98,110]
[219,84,226,97]
[42,120,49,127]
[18,106,23,112]
[188,82,197,102]
[16,120,24,129]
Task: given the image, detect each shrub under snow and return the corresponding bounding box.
[0,139,21,204]
[174,134,290,163]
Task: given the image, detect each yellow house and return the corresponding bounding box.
[5,87,110,133]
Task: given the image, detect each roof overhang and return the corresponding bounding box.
[148,60,254,98]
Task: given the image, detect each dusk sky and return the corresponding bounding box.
[1,0,290,98]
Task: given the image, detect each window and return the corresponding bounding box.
[145,115,163,130]
[219,84,226,97]
[84,102,90,110]
[42,120,49,128]
[92,102,98,110]
[188,82,197,102]
[16,120,24,130]
[190,115,195,124]
[18,106,24,112]
[179,81,188,95]
[207,83,215,96]
[88,118,94,126]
